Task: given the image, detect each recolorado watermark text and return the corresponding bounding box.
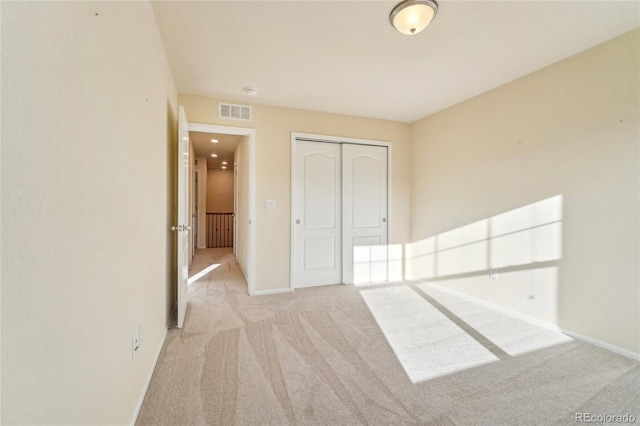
[576,413,636,424]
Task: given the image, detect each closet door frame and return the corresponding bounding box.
[290,132,393,291]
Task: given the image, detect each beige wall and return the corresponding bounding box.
[206,169,234,212]
[409,30,639,353]
[194,157,208,248]
[180,95,412,292]
[1,2,178,424]
[235,137,250,275]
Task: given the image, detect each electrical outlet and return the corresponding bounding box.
[489,268,498,280]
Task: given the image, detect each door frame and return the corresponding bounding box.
[290,132,393,291]
[233,160,238,258]
[193,169,199,256]
[189,122,257,295]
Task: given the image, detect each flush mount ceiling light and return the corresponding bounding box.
[211,153,218,157]
[221,161,228,165]
[211,139,218,143]
[390,0,438,35]
[244,87,258,96]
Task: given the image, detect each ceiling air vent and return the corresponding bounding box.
[219,102,252,121]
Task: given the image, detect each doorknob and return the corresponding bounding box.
[295,219,300,224]
[382,218,387,223]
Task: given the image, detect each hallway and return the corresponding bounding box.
[188,248,239,281]
[186,248,249,328]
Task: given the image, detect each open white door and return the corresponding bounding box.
[175,106,190,328]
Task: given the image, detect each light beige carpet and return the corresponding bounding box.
[137,248,640,425]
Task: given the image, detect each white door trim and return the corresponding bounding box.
[290,132,393,291]
[194,169,199,255]
[189,122,256,296]
[233,161,238,258]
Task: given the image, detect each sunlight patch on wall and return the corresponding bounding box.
[491,195,562,268]
[407,195,563,279]
[437,219,489,276]
[388,244,404,282]
[406,236,437,279]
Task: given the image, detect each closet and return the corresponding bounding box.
[292,136,389,288]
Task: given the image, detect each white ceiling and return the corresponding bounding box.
[153,1,639,123]
[190,132,240,169]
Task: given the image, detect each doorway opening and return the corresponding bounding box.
[191,132,238,251]
[188,124,256,295]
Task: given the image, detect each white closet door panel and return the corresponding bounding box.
[293,141,342,287]
[352,156,383,228]
[304,153,337,228]
[304,236,336,269]
[343,144,388,284]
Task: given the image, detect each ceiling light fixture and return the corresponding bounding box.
[390,0,438,35]
[221,166,227,169]
[221,161,228,165]
[211,153,217,157]
[244,87,258,96]
[211,139,218,143]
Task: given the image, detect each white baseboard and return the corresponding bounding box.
[558,327,640,361]
[419,281,640,361]
[197,245,207,249]
[250,288,292,296]
[130,327,168,426]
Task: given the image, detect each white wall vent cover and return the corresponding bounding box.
[219,102,252,121]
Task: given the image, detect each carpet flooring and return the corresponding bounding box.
[136,248,640,425]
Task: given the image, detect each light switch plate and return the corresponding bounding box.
[266,199,276,210]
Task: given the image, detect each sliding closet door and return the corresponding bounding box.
[293,141,342,287]
[342,144,388,284]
